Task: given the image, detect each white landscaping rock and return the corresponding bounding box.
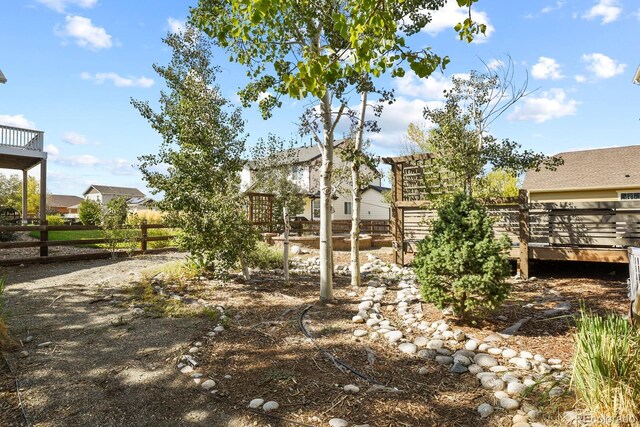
[201,379,216,390]
[343,384,360,393]
[477,403,494,418]
[465,339,479,351]
[354,329,368,337]
[426,339,444,350]
[329,419,349,427]
[480,376,505,391]
[499,397,520,410]
[398,343,417,354]
[413,337,429,347]
[386,330,403,343]
[474,353,499,368]
[262,401,279,412]
[502,348,517,358]
[507,382,527,396]
[249,398,264,409]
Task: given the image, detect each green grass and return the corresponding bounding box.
[29,228,177,249]
[571,308,640,421]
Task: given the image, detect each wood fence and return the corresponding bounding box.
[0,221,177,266]
[393,189,640,278]
[252,219,391,235]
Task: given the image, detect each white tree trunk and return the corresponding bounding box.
[319,92,334,301]
[239,253,250,281]
[350,91,367,288]
[283,206,290,286]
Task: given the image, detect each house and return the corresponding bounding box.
[241,141,391,221]
[126,196,156,212]
[48,194,83,221]
[523,145,640,203]
[83,185,146,205]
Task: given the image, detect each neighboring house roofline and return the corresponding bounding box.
[245,140,347,170]
[528,184,640,193]
[82,184,145,197]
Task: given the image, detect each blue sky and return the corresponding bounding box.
[1,0,638,196]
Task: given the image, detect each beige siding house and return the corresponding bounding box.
[83,185,146,205]
[523,145,640,202]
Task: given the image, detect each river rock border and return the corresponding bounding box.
[349,255,569,427]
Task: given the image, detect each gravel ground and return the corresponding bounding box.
[1,253,253,427]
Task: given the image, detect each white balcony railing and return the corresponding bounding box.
[0,124,44,152]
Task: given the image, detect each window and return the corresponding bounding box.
[291,166,303,181]
[312,199,320,220]
[620,192,640,200]
[344,201,352,215]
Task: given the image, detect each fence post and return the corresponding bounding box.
[518,189,529,279]
[141,220,148,252]
[40,219,48,257]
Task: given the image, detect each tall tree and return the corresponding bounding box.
[423,60,562,197]
[131,26,257,275]
[191,0,486,300]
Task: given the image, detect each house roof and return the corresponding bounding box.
[246,140,346,169]
[366,185,391,193]
[83,185,145,197]
[48,194,83,208]
[523,145,640,192]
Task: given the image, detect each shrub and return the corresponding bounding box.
[102,197,137,256]
[571,309,640,420]
[46,214,65,225]
[78,199,102,225]
[0,277,16,351]
[414,193,511,319]
[245,241,285,270]
[127,209,164,225]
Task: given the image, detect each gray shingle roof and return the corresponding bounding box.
[523,145,640,191]
[247,140,345,169]
[48,194,84,208]
[83,185,145,197]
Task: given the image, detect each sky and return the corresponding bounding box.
[0,0,639,197]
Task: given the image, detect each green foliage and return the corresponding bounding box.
[0,276,15,350]
[245,241,286,270]
[250,135,306,222]
[474,169,520,199]
[101,197,137,256]
[414,193,511,318]
[418,61,562,197]
[78,198,102,225]
[45,214,65,225]
[572,308,640,420]
[0,174,42,215]
[132,26,257,273]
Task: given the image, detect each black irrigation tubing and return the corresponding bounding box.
[298,304,386,387]
[1,351,31,427]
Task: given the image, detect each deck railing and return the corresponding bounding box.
[0,124,44,151]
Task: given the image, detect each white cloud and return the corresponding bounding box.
[486,59,505,71]
[574,75,587,83]
[167,17,185,34]
[55,154,102,166]
[396,72,452,100]
[80,72,154,88]
[541,1,565,14]
[507,88,578,123]
[421,2,494,42]
[62,131,100,145]
[36,0,96,13]
[45,144,59,156]
[582,0,622,24]
[365,97,442,150]
[531,57,564,80]
[52,153,135,175]
[581,53,626,78]
[0,114,36,129]
[109,159,135,175]
[56,15,112,50]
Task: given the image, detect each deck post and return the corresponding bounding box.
[39,159,46,224]
[22,169,28,225]
[518,189,529,279]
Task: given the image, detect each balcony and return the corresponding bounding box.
[0,124,47,170]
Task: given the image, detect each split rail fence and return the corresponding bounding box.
[0,220,177,266]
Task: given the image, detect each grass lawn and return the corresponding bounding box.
[29,228,177,249]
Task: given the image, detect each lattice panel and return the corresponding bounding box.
[401,157,458,202]
[246,193,273,225]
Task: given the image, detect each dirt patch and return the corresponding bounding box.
[0,250,631,427]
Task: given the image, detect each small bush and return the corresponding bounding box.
[0,221,16,242]
[46,214,65,225]
[414,193,511,319]
[571,309,640,420]
[78,199,102,225]
[245,241,285,270]
[127,209,164,225]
